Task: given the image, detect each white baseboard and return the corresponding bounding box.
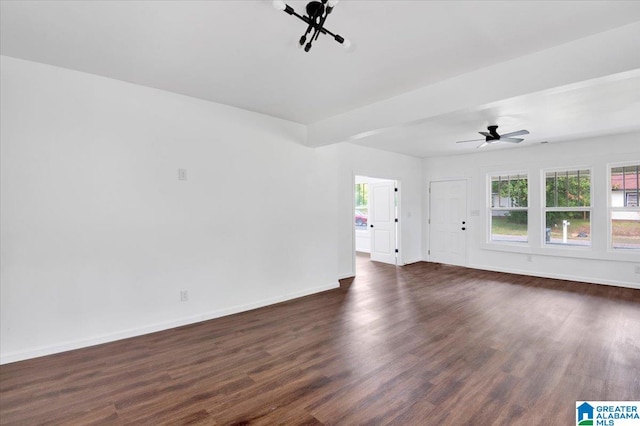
[0,282,339,365]
[402,258,423,265]
[338,272,355,280]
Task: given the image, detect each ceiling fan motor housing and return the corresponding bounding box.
[487,125,500,140]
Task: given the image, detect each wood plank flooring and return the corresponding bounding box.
[1,253,639,425]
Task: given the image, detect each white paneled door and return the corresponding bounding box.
[369,181,397,265]
[429,180,467,266]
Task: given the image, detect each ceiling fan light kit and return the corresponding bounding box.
[456,125,530,148]
[273,0,350,52]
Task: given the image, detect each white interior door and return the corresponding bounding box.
[429,180,467,266]
[370,181,396,264]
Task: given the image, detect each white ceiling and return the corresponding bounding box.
[2,0,640,157]
[348,71,640,157]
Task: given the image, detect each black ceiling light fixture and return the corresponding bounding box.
[272,0,350,52]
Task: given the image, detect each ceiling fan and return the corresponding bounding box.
[456,125,530,148]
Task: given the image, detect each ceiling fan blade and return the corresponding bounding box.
[456,138,485,143]
[477,142,489,148]
[501,137,524,143]
[500,130,529,138]
[479,131,491,137]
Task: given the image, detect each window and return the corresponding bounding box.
[489,173,528,243]
[355,183,368,228]
[544,169,591,247]
[610,164,640,250]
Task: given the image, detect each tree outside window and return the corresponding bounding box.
[545,169,591,246]
[355,183,368,227]
[489,173,528,243]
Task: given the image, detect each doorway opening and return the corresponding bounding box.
[354,175,399,272]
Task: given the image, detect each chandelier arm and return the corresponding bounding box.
[303,23,313,36]
[284,6,308,24]
[312,23,324,41]
[312,20,323,42]
[300,15,333,37]
[313,9,331,42]
[301,15,332,37]
[299,22,313,45]
[305,26,321,51]
[298,15,322,32]
[311,25,344,45]
[320,27,337,38]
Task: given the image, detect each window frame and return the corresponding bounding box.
[542,166,593,249]
[608,161,640,251]
[487,171,529,245]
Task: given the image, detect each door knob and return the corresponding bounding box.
[461,227,466,230]
[370,224,374,228]
[462,221,466,224]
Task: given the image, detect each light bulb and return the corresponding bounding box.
[272,0,286,11]
[342,38,351,49]
[328,0,339,6]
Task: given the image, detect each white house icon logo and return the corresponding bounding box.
[577,402,594,426]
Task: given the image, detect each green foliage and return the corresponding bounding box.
[545,171,591,207]
[492,176,528,208]
[506,210,528,224]
[491,216,528,236]
[355,183,368,208]
[492,171,591,210]
[546,211,590,226]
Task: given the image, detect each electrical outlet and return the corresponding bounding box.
[178,168,187,181]
[180,290,188,302]
[526,255,533,262]
[635,266,640,274]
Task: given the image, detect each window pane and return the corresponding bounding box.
[612,213,640,249]
[491,210,528,243]
[545,211,591,246]
[355,183,368,228]
[545,169,590,207]
[490,174,528,208]
[611,165,639,208]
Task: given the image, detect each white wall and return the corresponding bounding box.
[1,56,341,364]
[1,56,425,364]
[318,143,423,279]
[423,133,640,288]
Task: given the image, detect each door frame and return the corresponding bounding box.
[428,178,469,266]
[352,172,402,275]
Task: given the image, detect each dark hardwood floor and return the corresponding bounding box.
[1,253,639,425]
